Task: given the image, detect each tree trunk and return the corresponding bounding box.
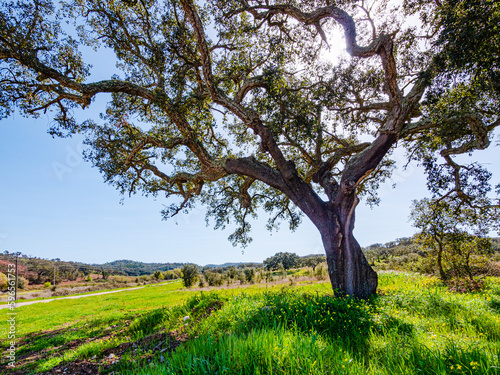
[318,192,378,299]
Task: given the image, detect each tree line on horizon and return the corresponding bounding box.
[2,233,499,292]
[0,250,325,288]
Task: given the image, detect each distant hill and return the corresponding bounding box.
[2,236,498,284]
[98,259,186,276]
[203,262,262,269]
[0,252,263,281]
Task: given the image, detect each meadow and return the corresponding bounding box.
[1,272,500,374]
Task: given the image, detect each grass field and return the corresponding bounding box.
[1,273,500,374]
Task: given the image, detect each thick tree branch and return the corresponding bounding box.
[1,47,155,105]
[224,156,286,192]
[339,133,397,197]
[233,2,402,102]
[234,75,267,103]
[180,0,305,183]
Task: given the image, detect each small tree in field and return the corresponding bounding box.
[243,267,256,283]
[1,0,499,297]
[304,256,326,271]
[264,252,300,271]
[181,263,199,288]
[411,198,496,286]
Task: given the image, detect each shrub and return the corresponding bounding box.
[163,270,179,280]
[18,277,28,289]
[181,264,199,288]
[314,264,327,280]
[44,281,51,288]
[153,271,164,280]
[244,268,255,284]
[254,271,262,284]
[0,272,7,290]
[113,276,128,284]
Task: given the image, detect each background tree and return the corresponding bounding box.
[1,0,499,297]
[263,252,300,271]
[25,258,54,284]
[102,269,110,280]
[411,198,495,284]
[181,263,199,288]
[202,267,224,286]
[303,255,326,271]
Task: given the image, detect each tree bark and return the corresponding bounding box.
[317,193,378,299]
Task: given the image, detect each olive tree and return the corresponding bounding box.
[1,0,499,297]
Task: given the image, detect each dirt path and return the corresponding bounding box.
[0,281,178,309]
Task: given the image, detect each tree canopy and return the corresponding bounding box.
[1,0,499,297]
[263,251,300,270]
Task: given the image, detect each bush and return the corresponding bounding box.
[204,271,223,286]
[0,272,7,290]
[153,271,164,280]
[0,274,26,290]
[44,281,51,288]
[181,264,199,288]
[163,271,172,280]
[113,276,128,284]
[138,275,150,283]
[244,268,255,284]
[18,277,28,289]
[314,264,327,280]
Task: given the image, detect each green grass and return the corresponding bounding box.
[0,279,180,305]
[2,273,500,374]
